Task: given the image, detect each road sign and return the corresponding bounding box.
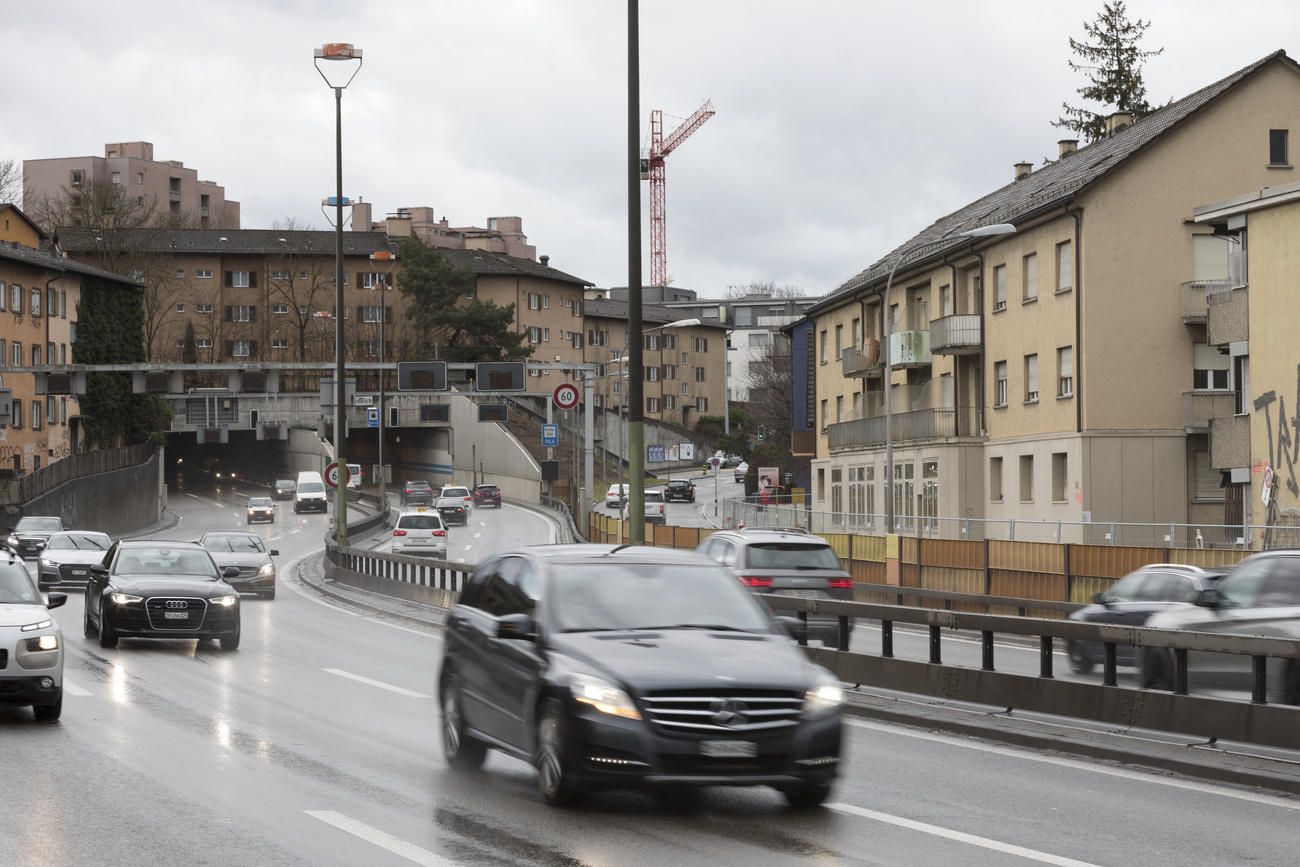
[710,456,721,470]
[325,461,343,489]
[553,382,579,410]
[1263,465,1275,506]
[367,408,379,427]
[542,424,559,447]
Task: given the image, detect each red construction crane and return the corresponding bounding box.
[644,99,715,288]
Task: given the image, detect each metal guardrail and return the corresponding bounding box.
[8,441,154,507]
[766,593,1300,750]
[541,493,586,543]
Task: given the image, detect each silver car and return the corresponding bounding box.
[1142,549,1300,703]
[198,531,279,599]
[38,530,113,590]
[0,552,66,720]
[391,509,448,559]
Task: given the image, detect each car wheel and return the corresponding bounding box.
[1139,647,1174,690]
[261,587,276,600]
[33,689,62,722]
[781,780,833,809]
[1066,641,1095,675]
[83,599,97,638]
[220,623,241,651]
[536,698,580,806]
[98,603,118,649]
[441,676,487,770]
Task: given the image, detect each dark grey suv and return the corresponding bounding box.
[438,544,844,807]
[697,529,855,647]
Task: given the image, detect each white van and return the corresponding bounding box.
[346,463,364,490]
[294,471,328,514]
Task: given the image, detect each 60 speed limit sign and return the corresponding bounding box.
[553,383,579,410]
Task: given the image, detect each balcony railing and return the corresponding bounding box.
[929,314,981,355]
[827,407,956,449]
[1183,390,1236,431]
[841,339,882,378]
[889,329,931,367]
[169,190,182,202]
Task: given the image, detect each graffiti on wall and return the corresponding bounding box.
[1253,364,1300,500]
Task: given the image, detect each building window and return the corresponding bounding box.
[364,340,380,357]
[272,270,291,281]
[47,288,56,315]
[31,401,41,430]
[0,282,6,311]
[994,361,1008,408]
[360,272,388,289]
[990,456,1003,502]
[232,340,250,358]
[1020,455,1034,502]
[647,396,661,413]
[11,283,21,312]
[361,306,383,323]
[196,338,213,349]
[1023,252,1038,302]
[1052,453,1068,502]
[819,330,827,364]
[229,271,251,288]
[528,292,541,310]
[696,396,708,412]
[938,286,951,317]
[272,338,289,349]
[272,304,289,315]
[60,290,66,318]
[693,336,709,353]
[694,367,706,382]
[1270,129,1289,166]
[196,269,213,279]
[1056,241,1073,293]
[664,395,676,411]
[46,397,55,425]
[11,401,19,428]
[644,334,659,351]
[662,333,677,350]
[137,172,144,185]
[30,288,41,317]
[1024,354,1039,403]
[646,366,659,382]
[993,264,1007,311]
[70,170,82,186]
[821,399,829,431]
[1193,343,1229,390]
[111,171,121,185]
[60,397,66,424]
[11,342,20,367]
[835,395,843,423]
[834,324,843,359]
[527,326,541,344]
[543,328,550,342]
[31,345,40,365]
[175,304,185,313]
[1057,346,1074,397]
[229,305,251,322]
[196,304,214,315]
[0,339,6,367]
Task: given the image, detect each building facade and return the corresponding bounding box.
[353,204,537,261]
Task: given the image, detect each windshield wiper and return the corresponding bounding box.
[640,623,752,632]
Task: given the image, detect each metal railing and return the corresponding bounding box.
[928,314,980,353]
[12,441,154,505]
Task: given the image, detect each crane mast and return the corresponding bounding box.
[646,99,715,288]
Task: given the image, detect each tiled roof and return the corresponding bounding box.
[0,240,140,285]
[811,49,1297,315]
[582,297,728,330]
[437,248,590,287]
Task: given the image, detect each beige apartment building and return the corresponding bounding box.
[582,298,727,430]
[353,203,536,261]
[804,49,1300,543]
[24,141,239,228]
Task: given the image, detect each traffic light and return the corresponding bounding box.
[757,425,765,440]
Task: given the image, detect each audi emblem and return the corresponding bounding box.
[165,600,189,609]
[709,698,749,727]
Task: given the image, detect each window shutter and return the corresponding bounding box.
[249,340,258,356]
[224,340,233,358]
[225,306,233,322]
[249,306,257,322]
[356,305,364,321]
[249,271,258,288]
[224,271,233,287]
[385,307,393,323]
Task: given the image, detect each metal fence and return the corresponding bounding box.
[722,496,1299,551]
[12,441,155,505]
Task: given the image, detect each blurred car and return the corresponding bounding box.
[1065,563,1225,673]
[622,489,666,525]
[435,497,469,527]
[400,480,435,507]
[722,454,744,468]
[734,461,749,483]
[441,486,473,510]
[1141,549,1300,702]
[663,479,696,503]
[272,479,296,500]
[37,530,113,591]
[246,496,276,524]
[698,528,855,647]
[472,484,502,508]
[347,463,364,490]
[438,544,843,807]
[391,509,448,558]
[84,540,242,650]
[604,483,630,509]
[7,516,65,559]
[198,531,279,599]
[0,552,67,720]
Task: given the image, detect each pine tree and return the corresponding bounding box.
[1053,1,1164,143]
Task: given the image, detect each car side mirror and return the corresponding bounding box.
[1091,592,1109,606]
[496,613,536,641]
[270,549,280,557]
[222,565,241,579]
[46,591,67,609]
[90,563,109,576]
[1195,588,1223,608]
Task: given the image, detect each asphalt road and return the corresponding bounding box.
[595,468,746,530]
[4,475,1299,865]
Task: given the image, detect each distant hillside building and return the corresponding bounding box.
[351,203,536,261]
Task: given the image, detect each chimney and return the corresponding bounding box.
[1058,139,1078,158]
[1105,112,1132,137]
[1014,161,1033,181]
[539,255,550,268]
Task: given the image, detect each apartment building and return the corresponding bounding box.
[352,204,536,260]
[797,49,1300,541]
[582,298,727,430]
[24,141,239,228]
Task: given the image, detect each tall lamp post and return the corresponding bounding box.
[370,250,397,512]
[882,222,1016,532]
[315,42,363,545]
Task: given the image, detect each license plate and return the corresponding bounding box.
[71,569,87,576]
[775,589,822,599]
[164,611,188,620]
[700,740,756,758]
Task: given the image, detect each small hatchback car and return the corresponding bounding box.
[272,479,296,500]
[246,497,276,524]
[663,479,696,503]
[439,544,843,807]
[473,484,502,508]
[0,553,66,720]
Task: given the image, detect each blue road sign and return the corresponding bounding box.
[541,424,559,447]
[367,408,380,427]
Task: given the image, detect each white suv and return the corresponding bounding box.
[391,509,448,559]
[622,489,667,525]
[0,553,66,720]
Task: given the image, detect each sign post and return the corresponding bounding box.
[711,456,721,515]
[325,461,349,489]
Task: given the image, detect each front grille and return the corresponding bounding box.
[0,649,7,669]
[144,597,208,630]
[236,566,259,578]
[658,753,788,775]
[640,688,803,735]
[59,564,93,582]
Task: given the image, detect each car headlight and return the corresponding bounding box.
[570,673,642,720]
[21,619,53,632]
[802,671,844,718]
[211,595,239,607]
[110,592,142,605]
[7,535,17,546]
[257,563,275,577]
[27,634,59,651]
[16,632,60,667]
[40,557,55,568]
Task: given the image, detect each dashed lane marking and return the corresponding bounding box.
[304,811,458,865]
[322,668,431,699]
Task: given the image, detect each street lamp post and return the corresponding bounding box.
[882,223,1016,533]
[315,42,363,545]
[370,250,396,512]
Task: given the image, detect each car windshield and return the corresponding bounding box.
[1105,570,1199,603]
[443,488,470,498]
[477,486,498,493]
[551,562,770,633]
[645,492,664,503]
[299,482,325,494]
[46,533,110,551]
[744,543,842,570]
[16,517,61,533]
[117,548,218,578]
[202,535,265,553]
[398,515,442,530]
[436,499,463,509]
[248,498,273,508]
[406,482,431,490]
[0,565,41,604]
[275,480,294,489]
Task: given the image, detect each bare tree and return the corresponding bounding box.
[0,159,20,204]
[723,280,806,300]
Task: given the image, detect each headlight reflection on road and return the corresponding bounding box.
[108,664,130,704]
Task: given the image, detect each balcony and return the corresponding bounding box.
[1210,414,1250,469]
[929,314,981,355]
[828,408,956,450]
[1183,390,1236,432]
[889,329,931,368]
[841,339,882,378]
[169,190,182,202]
[1207,286,1248,346]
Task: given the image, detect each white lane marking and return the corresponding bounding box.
[473,531,482,539]
[361,616,443,641]
[462,544,473,552]
[845,717,1300,812]
[323,668,431,699]
[185,492,200,498]
[62,679,91,697]
[827,802,1099,866]
[304,810,458,865]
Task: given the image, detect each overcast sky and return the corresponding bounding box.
[5,1,1296,297]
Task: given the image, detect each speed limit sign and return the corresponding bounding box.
[553,382,579,410]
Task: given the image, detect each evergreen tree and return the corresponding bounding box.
[1053,1,1164,143]
[181,320,198,364]
[396,237,532,363]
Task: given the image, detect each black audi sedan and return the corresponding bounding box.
[439,544,843,807]
[83,540,242,650]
